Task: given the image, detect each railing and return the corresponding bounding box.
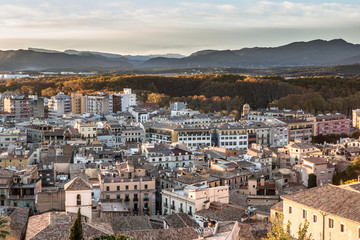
[133,197,139,202]
[9,195,20,199]
[125,198,130,202]
[188,211,192,216]
[163,202,168,207]
[171,205,175,210]
[143,207,149,211]
[143,197,149,201]
[179,208,184,213]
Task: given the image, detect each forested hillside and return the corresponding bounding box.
[2,74,360,117]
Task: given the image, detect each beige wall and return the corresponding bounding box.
[283,199,360,240]
[65,189,92,220]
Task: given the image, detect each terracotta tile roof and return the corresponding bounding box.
[195,205,245,222]
[163,213,197,228]
[64,176,92,191]
[26,212,112,240]
[118,227,198,240]
[282,184,360,223]
[6,207,30,240]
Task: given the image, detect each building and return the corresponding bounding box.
[75,122,97,141]
[170,102,187,111]
[242,103,250,117]
[87,92,112,115]
[71,93,87,115]
[143,123,212,148]
[279,183,360,240]
[309,114,350,136]
[120,88,136,112]
[142,143,195,168]
[214,123,248,150]
[279,118,313,142]
[48,92,71,118]
[161,184,229,216]
[353,109,360,129]
[294,157,334,187]
[100,161,156,216]
[263,118,289,147]
[3,95,32,119]
[64,176,93,220]
[286,141,321,164]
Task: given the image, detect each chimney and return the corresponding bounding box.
[260,175,265,186]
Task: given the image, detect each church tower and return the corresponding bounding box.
[64,176,92,220]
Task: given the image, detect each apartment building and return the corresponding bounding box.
[75,122,97,141]
[353,109,360,129]
[48,92,71,118]
[120,88,136,112]
[87,92,112,115]
[214,123,248,150]
[71,93,87,115]
[3,95,32,119]
[309,114,350,136]
[0,129,27,151]
[279,118,313,142]
[263,118,289,147]
[285,141,321,164]
[142,143,195,168]
[161,184,229,216]
[100,161,156,216]
[280,183,360,240]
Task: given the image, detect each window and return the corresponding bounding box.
[289,206,292,214]
[328,218,334,228]
[302,209,307,219]
[134,185,137,190]
[145,184,148,189]
[77,194,81,206]
[313,214,317,223]
[117,186,120,191]
[106,186,110,191]
[126,185,129,190]
[340,223,345,233]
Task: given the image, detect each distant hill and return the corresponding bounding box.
[142,39,360,68]
[0,50,132,71]
[0,39,359,71]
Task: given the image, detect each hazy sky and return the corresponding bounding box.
[1,0,360,55]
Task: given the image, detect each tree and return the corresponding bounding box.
[0,216,10,239]
[92,234,133,240]
[69,208,83,240]
[266,212,291,240]
[266,211,312,240]
[308,174,317,188]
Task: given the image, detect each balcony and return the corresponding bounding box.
[133,197,139,202]
[143,197,149,201]
[163,202,168,207]
[125,198,130,202]
[188,211,192,216]
[133,208,139,212]
[9,195,20,199]
[143,207,149,212]
[179,208,184,213]
[170,205,175,210]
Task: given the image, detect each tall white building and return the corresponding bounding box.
[121,88,136,112]
[48,92,71,118]
[86,92,112,115]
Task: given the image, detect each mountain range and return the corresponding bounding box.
[1,39,360,71]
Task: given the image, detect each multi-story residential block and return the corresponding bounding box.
[75,122,97,141]
[23,119,66,143]
[128,107,150,122]
[249,107,312,120]
[71,93,87,115]
[142,143,195,168]
[263,118,289,147]
[213,123,248,150]
[143,122,212,148]
[3,95,32,119]
[294,157,334,187]
[279,183,360,240]
[279,118,313,142]
[86,92,112,115]
[170,102,187,111]
[29,95,45,118]
[242,121,271,148]
[104,123,144,145]
[161,184,229,216]
[352,109,360,129]
[100,161,156,216]
[0,129,27,151]
[48,92,71,118]
[308,114,350,136]
[0,147,33,168]
[112,94,122,113]
[120,88,136,112]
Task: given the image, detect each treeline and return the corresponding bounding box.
[4,74,360,116]
[1,74,301,110]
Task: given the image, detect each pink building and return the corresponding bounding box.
[313,114,350,136]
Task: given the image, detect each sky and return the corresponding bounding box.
[1,0,360,55]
